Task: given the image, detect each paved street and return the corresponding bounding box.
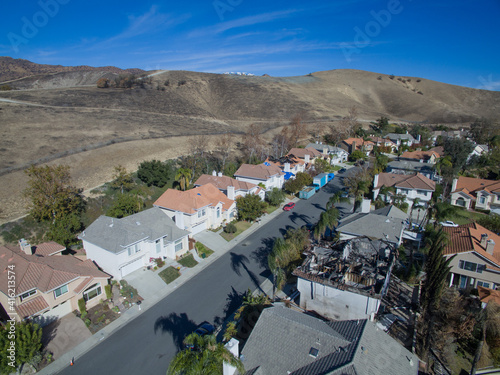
[56,169,357,375]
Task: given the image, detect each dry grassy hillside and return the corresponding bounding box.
[0,65,499,223]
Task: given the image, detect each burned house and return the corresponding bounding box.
[293,237,395,321]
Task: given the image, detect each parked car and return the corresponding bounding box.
[439,220,458,227]
[185,323,215,349]
[340,189,349,198]
[283,202,295,211]
[339,168,347,173]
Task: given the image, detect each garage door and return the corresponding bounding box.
[191,221,207,235]
[120,257,144,278]
[35,300,72,326]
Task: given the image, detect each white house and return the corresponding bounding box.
[80,207,190,280]
[373,172,435,207]
[234,163,285,190]
[468,144,489,161]
[194,172,265,200]
[385,133,419,147]
[263,156,305,180]
[306,142,349,164]
[154,183,237,234]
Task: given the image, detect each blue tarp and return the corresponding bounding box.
[284,172,295,180]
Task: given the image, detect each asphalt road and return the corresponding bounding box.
[58,170,356,375]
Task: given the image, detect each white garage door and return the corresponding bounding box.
[191,221,207,235]
[121,257,144,278]
[35,300,72,326]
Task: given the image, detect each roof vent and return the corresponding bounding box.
[309,347,319,358]
[136,221,141,226]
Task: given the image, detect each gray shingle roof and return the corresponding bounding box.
[80,207,189,254]
[241,305,418,375]
[337,205,406,243]
[387,160,434,172]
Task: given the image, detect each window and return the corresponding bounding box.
[162,236,168,247]
[217,207,220,219]
[83,283,102,302]
[197,209,206,218]
[175,239,183,252]
[458,260,483,273]
[127,243,140,256]
[417,190,428,196]
[20,289,36,301]
[479,196,486,204]
[477,281,490,288]
[54,284,68,298]
[156,239,161,254]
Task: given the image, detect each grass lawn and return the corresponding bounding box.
[220,221,252,241]
[195,242,214,259]
[265,205,279,215]
[178,253,198,268]
[330,165,342,172]
[159,266,180,284]
[448,208,487,225]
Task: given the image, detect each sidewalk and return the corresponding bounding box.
[38,197,298,375]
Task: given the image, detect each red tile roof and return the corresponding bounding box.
[0,245,109,296]
[15,295,49,319]
[33,241,65,256]
[234,163,284,180]
[154,183,235,215]
[375,172,435,191]
[400,150,440,161]
[342,138,374,149]
[442,223,500,266]
[194,174,258,191]
[453,176,500,195]
[478,286,500,305]
[287,147,322,159]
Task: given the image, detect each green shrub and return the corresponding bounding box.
[78,298,86,314]
[85,319,91,327]
[81,311,87,320]
[224,222,237,233]
[104,284,112,299]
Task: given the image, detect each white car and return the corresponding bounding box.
[439,220,458,227]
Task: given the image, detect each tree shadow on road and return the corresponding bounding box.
[251,237,275,269]
[230,252,264,294]
[288,211,313,224]
[153,312,198,351]
[214,287,245,328]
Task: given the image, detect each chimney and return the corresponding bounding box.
[284,163,291,172]
[351,141,357,153]
[223,338,239,375]
[451,178,458,192]
[486,239,495,255]
[212,170,217,176]
[174,211,185,230]
[19,238,32,255]
[373,174,379,189]
[361,199,371,213]
[305,154,310,163]
[227,186,235,200]
[481,234,488,248]
[218,172,223,177]
[323,147,328,155]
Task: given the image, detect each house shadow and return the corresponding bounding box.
[41,317,61,348]
[153,312,198,351]
[230,252,264,294]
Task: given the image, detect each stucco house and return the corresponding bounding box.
[194,172,265,200]
[154,183,236,234]
[234,163,285,190]
[373,172,435,207]
[287,147,323,165]
[340,137,375,156]
[80,207,190,279]
[0,240,110,324]
[386,159,437,181]
[306,142,349,164]
[263,155,305,181]
[450,176,500,214]
[399,150,440,164]
[385,133,418,147]
[443,223,500,290]
[367,136,398,153]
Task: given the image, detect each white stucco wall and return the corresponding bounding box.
[297,277,381,320]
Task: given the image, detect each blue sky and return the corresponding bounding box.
[1,0,499,90]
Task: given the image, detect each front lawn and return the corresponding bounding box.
[159,266,180,284]
[195,242,214,259]
[178,253,198,268]
[447,208,487,225]
[220,221,252,241]
[265,204,279,215]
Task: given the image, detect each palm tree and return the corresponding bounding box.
[175,168,192,191]
[326,192,349,210]
[314,207,339,240]
[167,333,244,375]
[268,238,288,299]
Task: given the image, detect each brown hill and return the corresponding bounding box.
[0,61,499,223]
[0,56,143,83]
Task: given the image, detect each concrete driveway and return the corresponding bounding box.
[42,313,92,360]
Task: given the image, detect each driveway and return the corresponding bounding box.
[42,313,92,360]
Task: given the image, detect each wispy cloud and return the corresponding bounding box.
[188,9,298,38]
